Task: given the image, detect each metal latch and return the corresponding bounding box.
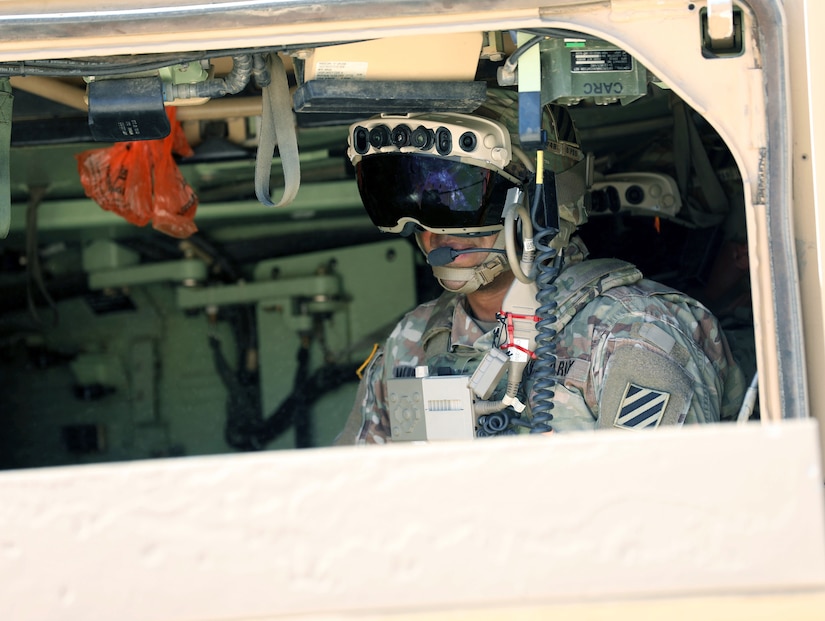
[707,0,735,48]
[703,0,743,56]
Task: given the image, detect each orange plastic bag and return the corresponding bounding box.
[76,107,198,238]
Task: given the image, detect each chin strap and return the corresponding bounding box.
[430,231,510,294]
[549,219,578,255]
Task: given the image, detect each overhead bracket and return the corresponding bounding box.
[87,77,170,141]
[702,2,744,57]
[516,32,545,151]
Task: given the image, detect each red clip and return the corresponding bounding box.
[497,311,539,360]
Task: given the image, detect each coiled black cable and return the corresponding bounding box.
[528,173,561,433]
[474,170,562,438]
[477,411,513,436]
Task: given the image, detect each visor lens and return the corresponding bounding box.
[355,154,518,231]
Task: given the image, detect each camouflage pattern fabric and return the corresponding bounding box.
[336,249,747,445]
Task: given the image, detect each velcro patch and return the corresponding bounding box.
[614,383,670,430]
[598,344,693,430]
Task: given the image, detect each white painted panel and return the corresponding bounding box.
[0,420,823,621]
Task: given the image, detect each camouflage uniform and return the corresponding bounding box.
[337,242,747,445]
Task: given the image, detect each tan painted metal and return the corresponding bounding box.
[6,0,797,424]
[9,75,265,121]
[9,76,87,111]
[247,591,825,621]
[789,0,825,471]
[0,420,822,621]
[1,1,823,619]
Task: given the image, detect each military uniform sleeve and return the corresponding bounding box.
[588,289,744,429]
[595,324,699,428]
[334,349,393,445]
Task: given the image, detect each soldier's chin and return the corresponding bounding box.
[438,278,469,292]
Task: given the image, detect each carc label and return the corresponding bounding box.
[570,50,633,72]
[314,61,368,79]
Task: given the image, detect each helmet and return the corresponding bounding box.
[347,89,590,292]
[348,111,522,236]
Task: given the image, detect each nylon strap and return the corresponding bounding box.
[421,292,460,361]
[554,156,588,209]
[255,53,301,207]
[0,78,12,238]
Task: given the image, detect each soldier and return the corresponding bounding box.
[337,89,745,444]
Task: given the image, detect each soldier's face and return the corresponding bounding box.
[418,230,501,291]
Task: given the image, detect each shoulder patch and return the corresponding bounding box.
[614,383,670,429]
[598,344,694,430]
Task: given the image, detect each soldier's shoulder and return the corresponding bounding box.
[577,278,709,331]
[400,297,441,325]
[601,277,680,300]
[387,296,444,342]
[597,278,707,314]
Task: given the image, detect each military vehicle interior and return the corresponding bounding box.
[0,22,756,469]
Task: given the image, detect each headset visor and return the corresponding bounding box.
[355,154,520,233]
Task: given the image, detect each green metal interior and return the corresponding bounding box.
[0,24,754,469]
